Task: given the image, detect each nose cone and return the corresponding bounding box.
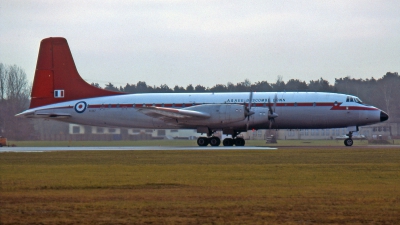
[380,111,389,122]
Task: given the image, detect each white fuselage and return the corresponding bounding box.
[19,92,383,131]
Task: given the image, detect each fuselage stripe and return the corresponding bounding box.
[79,102,377,111]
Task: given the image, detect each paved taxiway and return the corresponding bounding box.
[0,146,277,152]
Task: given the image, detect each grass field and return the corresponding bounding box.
[1,147,400,224]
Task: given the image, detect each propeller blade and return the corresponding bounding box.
[267,94,279,130]
[244,91,254,117]
[268,97,273,115]
[245,91,254,130]
[248,91,253,111]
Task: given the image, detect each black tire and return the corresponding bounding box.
[344,138,353,147]
[222,138,234,146]
[235,138,245,146]
[197,137,209,146]
[209,137,221,146]
[0,143,2,147]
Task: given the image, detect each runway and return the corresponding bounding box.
[2,145,400,153]
[0,146,277,152]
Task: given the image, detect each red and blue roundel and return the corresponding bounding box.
[74,101,87,113]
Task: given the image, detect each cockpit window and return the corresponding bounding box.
[346,96,364,104]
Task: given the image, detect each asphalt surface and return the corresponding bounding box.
[2,145,400,152]
[0,146,277,152]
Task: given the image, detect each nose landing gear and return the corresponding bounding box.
[344,131,353,146]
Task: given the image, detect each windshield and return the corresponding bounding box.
[346,96,364,104]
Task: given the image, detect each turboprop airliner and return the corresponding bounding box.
[16,37,389,147]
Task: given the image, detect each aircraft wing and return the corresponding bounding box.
[34,113,71,118]
[137,106,210,120]
[15,111,71,119]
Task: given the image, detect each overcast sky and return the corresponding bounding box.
[1,0,399,88]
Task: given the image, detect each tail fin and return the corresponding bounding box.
[29,37,124,109]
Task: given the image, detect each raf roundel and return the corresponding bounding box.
[74,101,87,113]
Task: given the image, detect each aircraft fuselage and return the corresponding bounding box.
[19,92,385,131]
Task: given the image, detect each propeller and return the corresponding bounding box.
[245,91,255,130]
[267,93,279,129]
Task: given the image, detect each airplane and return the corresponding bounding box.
[16,37,389,147]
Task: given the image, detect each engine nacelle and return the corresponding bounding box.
[182,104,245,125]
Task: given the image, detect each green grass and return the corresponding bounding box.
[1,148,400,224]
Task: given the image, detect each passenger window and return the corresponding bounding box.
[346,97,350,102]
[350,98,354,102]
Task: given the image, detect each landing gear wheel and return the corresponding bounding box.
[223,138,234,146]
[235,138,245,146]
[209,137,221,146]
[344,138,353,147]
[197,137,209,146]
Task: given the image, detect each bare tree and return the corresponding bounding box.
[379,72,400,119]
[0,64,34,140]
[0,63,5,100]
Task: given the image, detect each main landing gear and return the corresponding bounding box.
[197,136,221,146]
[344,131,354,147]
[196,136,246,146]
[196,131,245,147]
[222,137,245,146]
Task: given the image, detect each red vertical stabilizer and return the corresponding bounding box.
[29,37,124,108]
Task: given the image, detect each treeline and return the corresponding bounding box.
[97,72,400,121]
[97,76,337,93]
[0,63,34,140]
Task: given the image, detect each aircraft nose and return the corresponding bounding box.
[380,111,389,122]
